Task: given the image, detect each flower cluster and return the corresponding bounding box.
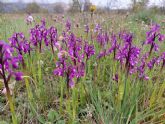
[5,18,165,89]
[0,41,23,82]
[84,41,95,60]
[97,31,109,47]
[9,33,30,55]
[116,33,140,71]
[84,24,89,34]
[47,26,58,54]
[26,14,34,25]
[65,19,71,32]
[107,34,119,59]
[54,32,95,88]
[95,25,165,80]
[30,20,48,52]
[145,24,165,54]
[96,31,110,59]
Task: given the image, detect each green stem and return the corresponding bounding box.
[24,76,38,116]
[60,79,64,114]
[1,60,17,124]
[6,88,18,124]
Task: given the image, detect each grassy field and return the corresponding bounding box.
[0,13,165,124]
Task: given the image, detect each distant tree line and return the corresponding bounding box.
[0,0,165,14]
[25,2,48,13]
[0,2,4,13]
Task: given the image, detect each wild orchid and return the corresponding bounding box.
[9,32,30,67]
[26,14,34,25]
[84,24,89,35]
[84,41,95,61]
[116,32,140,74]
[65,19,71,32]
[0,41,23,83]
[41,18,46,27]
[145,24,165,55]
[54,32,95,88]
[47,26,58,54]
[96,31,110,59]
[54,50,78,88]
[137,53,149,80]
[107,33,119,59]
[147,57,159,70]
[97,31,109,47]
[0,40,23,124]
[160,52,165,71]
[94,23,102,33]
[9,33,30,54]
[30,21,48,53]
[97,50,107,59]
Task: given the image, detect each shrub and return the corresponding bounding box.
[25,2,41,13]
[25,2,48,13]
[132,10,156,24]
[54,4,64,14]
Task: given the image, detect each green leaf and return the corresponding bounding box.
[38,115,46,124]
[45,122,52,124]
[150,87,157,107]
[0,121,8,124]
[0,79,4,89]
[118,82,124,101]
[57,120,65,124]
[47,109,58,122]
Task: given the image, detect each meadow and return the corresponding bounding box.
[0,12,165,124]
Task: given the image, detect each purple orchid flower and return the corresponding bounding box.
[30,23,48,52]
[84,42,95,60]
[107,34,119,59]
[53,32,95,88]
[9,32,30,67]
[0,40,23,97]
[145,24,165,55]
[66,19,71,32]
[9,33,30,54]
[116,32,140,73]
[84,24,89,34]
[47,26,58,54]
[94,24,102,33]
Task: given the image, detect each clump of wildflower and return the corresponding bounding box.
[97,32,118,59]
[30,22,48,52]
[84,42,95,61]
[41,18,46,27]
[53,33,95,89]
[9,33,30,54]
[116,33,140,73]
[90,5,96,19]
[145,24,165,55]
[160,52,165,71]
[84,24,89,35]
[94,24,102,33]
[90,5,96,13]
[65,19,71,32]
[107,34,119,59]
[97,50,107,59]
[47,26,58,54]
[9,32,30,67]
[0,41,23,124]
[26,14,34,25]
[97,32,109,47]
[147,57,158,70]
[0,41,23,94]
[54,51,77,89]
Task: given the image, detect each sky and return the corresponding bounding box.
[1,0,164,8]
